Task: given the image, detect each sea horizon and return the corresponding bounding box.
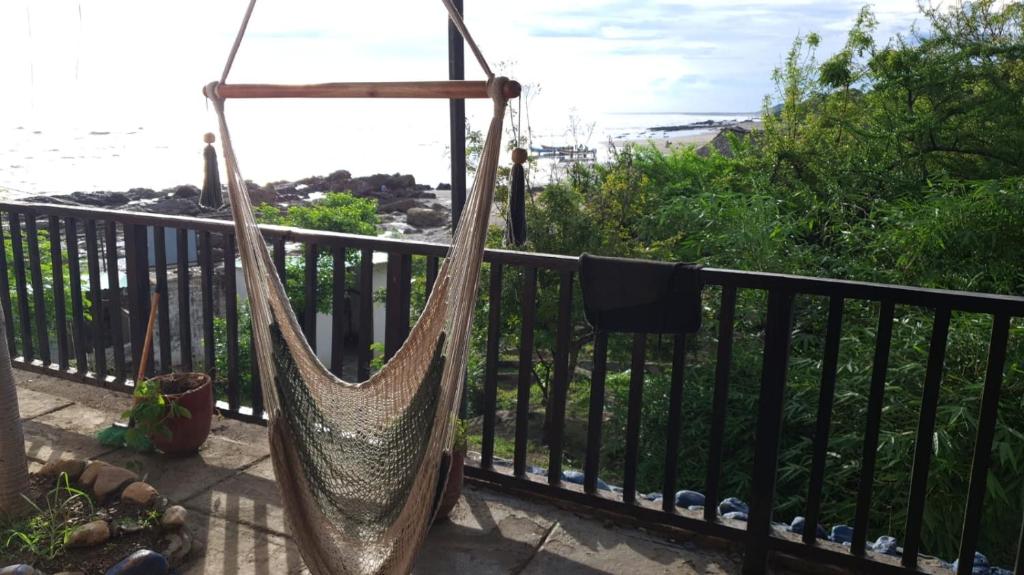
[1,110,758,200]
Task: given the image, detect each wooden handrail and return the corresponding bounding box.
[205,80,521,100]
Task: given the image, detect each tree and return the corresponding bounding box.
[0,307,29,517]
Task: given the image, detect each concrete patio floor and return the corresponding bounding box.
[14,369,771,575]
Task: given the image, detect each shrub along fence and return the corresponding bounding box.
[2,200,1022,574]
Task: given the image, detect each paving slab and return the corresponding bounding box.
[16,386,74,420]
[181,511,305,575]
[96,435,270,503]
[184,457,287,536]
[21,402,118,464]
[520,521,744,575]
[13,370,132,414]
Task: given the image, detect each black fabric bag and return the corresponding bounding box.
[579,253,703,334]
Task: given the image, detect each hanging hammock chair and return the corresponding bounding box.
[204,1,520,573]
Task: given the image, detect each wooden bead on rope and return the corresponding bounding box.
[511,147,528,165]
[204,132,216,144]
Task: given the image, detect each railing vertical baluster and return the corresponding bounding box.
[705,285,737,523]
[548,270,574,486]
[1016,516,1024,575]
[224,234,240,411]
[384,252,404,360]
[85,221,106,380]
[357,248,373,380]
[25,214,51,366]
[400,254,412,335]
[65,218,88,375]
[956,314,1010,575]
[274,235,286,276]
[481,263,503,469]
[200,231,215,376]
[583,331,608,494]
[0,215,15,358]
[303,243,318,350]
[47,217,69,370]
[743,289,794,575]
[154,227,172,374]
[124,223,152,380]
[513,266,537,478]
[330,246,347,377]
[804,296,844,544]
[105,221,127,384]
[176,229,192,371]
[622,333,647,504]
[425,255,439,299]
[662,333,687,512]
[8,212,33,361]
[851,299,896,556]
[902,306,952,568]
[250,325,263,418]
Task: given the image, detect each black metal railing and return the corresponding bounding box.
[2,200,1023,575]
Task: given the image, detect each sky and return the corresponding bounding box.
[0,0,928,192]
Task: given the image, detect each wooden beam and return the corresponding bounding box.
[205,80,520,100]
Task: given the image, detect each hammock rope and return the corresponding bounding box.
[207,2,514,573]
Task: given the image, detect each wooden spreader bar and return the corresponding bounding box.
[204,80,521,100]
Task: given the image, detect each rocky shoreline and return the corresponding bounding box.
[23,170,454,242]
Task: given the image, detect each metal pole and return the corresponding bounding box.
[448,0,466,231]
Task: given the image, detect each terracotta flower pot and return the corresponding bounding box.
[149,373,213,456]
[434,448,465,521]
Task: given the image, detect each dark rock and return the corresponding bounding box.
[871,535,900,556]
[377,198,419,213]
[246,181,276,205]
[167,185,201,199]
[722,511,748,522]
[124,188,161,201]
[789,516,827,539]
[437,183,452,190]
[952,552,989,575]
[674,490,705,508]
[105,549,169,575]
[696,126,752,158]
[829,524,854,544]
[406,207,448,228]
[138,197,204,217]
[717,497,749,516]
[68,191,131,207]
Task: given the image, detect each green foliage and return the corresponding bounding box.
[1,473,94,561]
[466,0,1024,565]
[255,192,378,314]
[99,378,192,452]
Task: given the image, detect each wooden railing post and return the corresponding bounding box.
[124,223,151,380]
[743,289,794,574]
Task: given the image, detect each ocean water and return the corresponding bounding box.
[0,109,755,199]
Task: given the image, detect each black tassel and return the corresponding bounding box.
[200,132,223,209]
[508,148,527,246]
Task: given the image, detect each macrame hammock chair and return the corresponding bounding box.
[203,1,520,573]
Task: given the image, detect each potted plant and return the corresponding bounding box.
[100,373,213,456]
[434,418,468,521]
[133,373,213,456]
